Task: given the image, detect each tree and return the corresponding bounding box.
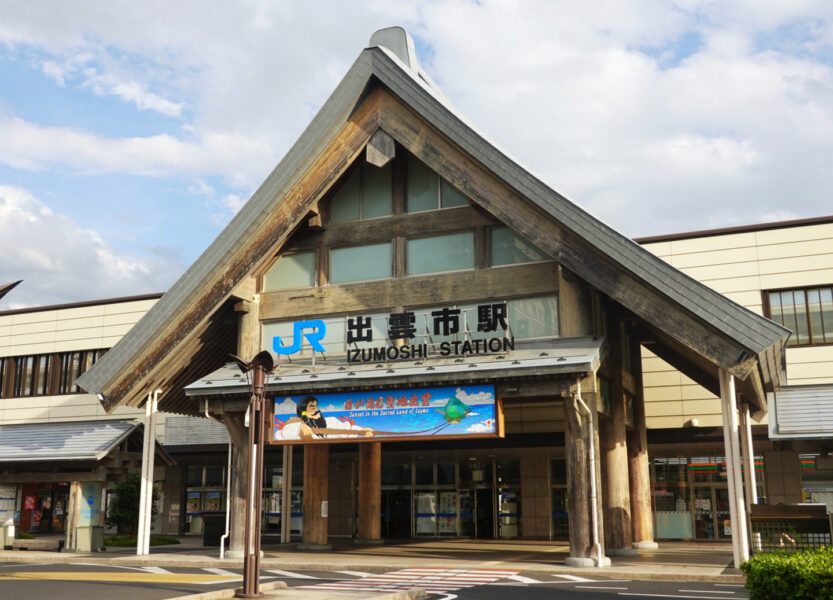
[105,470,159,535]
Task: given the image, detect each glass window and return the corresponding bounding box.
[0,358,5,398]
[382,462,412,485]
[13,356,34,397]
[508,295,559,339]
[330,163,392,223]
[767,286,833,345]
[330,243,392,284]
[263,251,315,291]
[205,467,224,487]
[406,154,438,213]
[491,227,547,266]
[186,467,203,487]
[437,463,456,485]
[35,355,50,395]
[460,460,492,485]
[551,459,567,486]
[407,154,467,212]
[415,462,434,486]
[496,460,521,486]
[440,179,467,208]
[407,232,474,276]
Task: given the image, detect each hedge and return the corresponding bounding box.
[741,546,833,600]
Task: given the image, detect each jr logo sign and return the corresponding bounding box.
[272,319,327,355]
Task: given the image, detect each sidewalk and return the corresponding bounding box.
[0,537,744,599]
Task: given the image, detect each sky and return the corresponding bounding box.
[1,1,833,309]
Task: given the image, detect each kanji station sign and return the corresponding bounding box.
[271,303,515,363]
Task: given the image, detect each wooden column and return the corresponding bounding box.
[64,480,82,551]
[602,321,633,554]
[223,413,248,559]
[226,290,260,558]
[301,444,330,548]
[357,442,382,543]
[628,334,656,550]
[564,393,592,565]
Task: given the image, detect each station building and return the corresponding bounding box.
[1,28,827,565]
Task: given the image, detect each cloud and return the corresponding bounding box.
[81,69,185,117]
[456,388,494,405]
[466,419,495,434]
[0,185,184,309]
[274,397,298,416]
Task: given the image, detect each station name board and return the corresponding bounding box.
[272,303,515,363]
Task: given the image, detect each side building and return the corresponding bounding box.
[637,216,833,541]
[0,293,190,542]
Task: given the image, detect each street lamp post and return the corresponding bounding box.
[235,351,273,599]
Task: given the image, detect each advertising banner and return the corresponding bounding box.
[0,485,15,526]
[79,482,102,527]
[272,384,499,445]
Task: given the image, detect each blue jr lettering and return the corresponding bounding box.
[273,319,327,355]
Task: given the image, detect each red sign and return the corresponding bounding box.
[23,495,36,510]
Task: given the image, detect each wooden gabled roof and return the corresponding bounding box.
[77,27,788,415]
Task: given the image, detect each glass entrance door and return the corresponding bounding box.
[694,488,715,539]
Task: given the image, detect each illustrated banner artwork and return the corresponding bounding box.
[272,384,498,444]
[0,485,15,526]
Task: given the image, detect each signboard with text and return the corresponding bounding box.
[79,482,102,527]
[271,385,500,445]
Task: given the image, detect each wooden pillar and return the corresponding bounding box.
[628,333,656,550]
[357,442,382,543]
[223,413,248,559]
[719,370,749,567]
[64,480,82,551]
[301,444,330,548]
[602,320,633,554]
[565,392,604,566]
[225,288,261,558]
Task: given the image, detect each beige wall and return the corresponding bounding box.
[640,221,833,429]
[0,298,157,426]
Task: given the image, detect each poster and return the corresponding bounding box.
[79,482,102,527]
[204,492,222,512]
[186,492,202,516]
[273,385,498,445]
[24,495,36,510]
[0,485,15,526]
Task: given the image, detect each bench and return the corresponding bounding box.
[12,538,65,552]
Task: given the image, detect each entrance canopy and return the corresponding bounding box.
[185,336,605,408]
[0,419,137,462]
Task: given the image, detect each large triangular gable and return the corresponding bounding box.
[78,28,788,414]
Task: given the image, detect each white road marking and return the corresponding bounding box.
[619,594,745,599]
[264,569,318,579]
[141,566,174,574]
[202,567,241,577]
[552,573,595,582]
[678,590,736,595]
[503,574,544,584]
[336,570,375,577]
[577,585,629,590]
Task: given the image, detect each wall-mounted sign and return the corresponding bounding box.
[0,485,15,526]
[269,304,514,363]
[271,384,500,445]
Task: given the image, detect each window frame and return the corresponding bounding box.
[764,285,833,347]
[489,226,550,268]
[405,230,476,277]
[329,241,394,285]
[405,153,468,213]
[328,162,393,224]
[261,249,317,292]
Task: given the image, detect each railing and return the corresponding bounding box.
[749,503,832,553]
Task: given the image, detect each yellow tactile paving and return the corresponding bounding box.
[0,571,238,583]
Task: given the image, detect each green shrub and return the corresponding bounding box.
[15,530,35,540]
[741,546,833,600]
[104,534,180,547]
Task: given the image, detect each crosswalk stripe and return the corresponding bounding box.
[553,573,595,582]
[264,569,318,579]
[505,574,544,584]
[141,566,174,574]
[202,568,240,577]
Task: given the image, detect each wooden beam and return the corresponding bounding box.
[366,129,395,167]
[302,444,330,546]
[357,442,382,541]
[260,261,558,320]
